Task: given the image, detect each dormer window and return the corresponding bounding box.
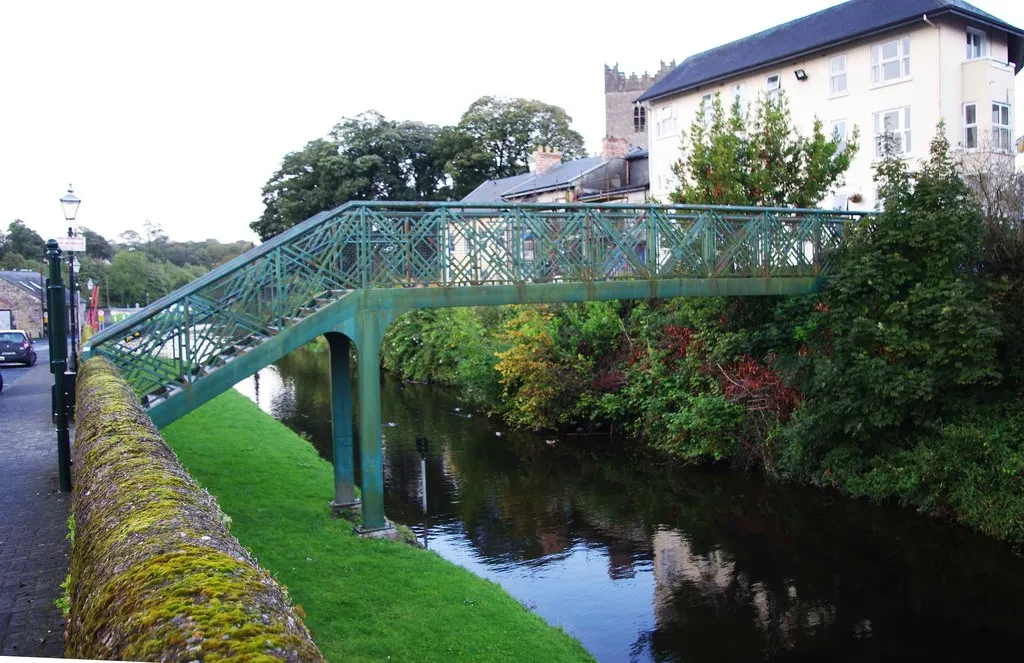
[966,27,986,60]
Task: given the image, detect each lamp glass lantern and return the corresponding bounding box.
[60,185,81,223]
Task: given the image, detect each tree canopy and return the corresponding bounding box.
[251,97,588,241]
[456,96,586,180]
[1,218,251,308]
[671,93,857,207]
[0,220,46,268]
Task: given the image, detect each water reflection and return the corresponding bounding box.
[237,348,1024,662]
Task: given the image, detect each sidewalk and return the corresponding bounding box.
[0,355,70,657]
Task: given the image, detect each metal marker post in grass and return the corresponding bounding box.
[45,239,72,493]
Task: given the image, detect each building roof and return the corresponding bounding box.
[637,0,1024,103]
[504,157,606,198]
[0,270,46,300]
[461,151,652,204]
[0,270,80,305]
[461,172,536,204]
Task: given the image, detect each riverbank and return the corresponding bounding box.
[160,389,593,663]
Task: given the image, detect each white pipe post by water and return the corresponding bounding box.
[420,455,428,515]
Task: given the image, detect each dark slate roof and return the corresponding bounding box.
[0,270,46,300]
[626,147,648,160]
[461,172,536,204]
[637,0,1024,102]
[0,270,80,305]
[504,156,606,197]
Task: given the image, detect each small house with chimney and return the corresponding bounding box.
[462,138,651,206]
[452,140,652,283]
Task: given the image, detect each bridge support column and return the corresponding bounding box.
[326,333,358,512]
[354,311,393,536]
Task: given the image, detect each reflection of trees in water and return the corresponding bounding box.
[263,345,1024,662]
[442,427,1024,660]
[272,348,335,459]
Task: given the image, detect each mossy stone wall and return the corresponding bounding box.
[68,357,325,662]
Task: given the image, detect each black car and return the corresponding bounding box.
[0,330,37,366]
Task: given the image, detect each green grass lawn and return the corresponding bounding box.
[161,389,592,663]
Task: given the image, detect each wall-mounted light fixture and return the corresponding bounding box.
[794,69,808,81]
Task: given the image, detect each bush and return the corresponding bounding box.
[824,401,1024,542]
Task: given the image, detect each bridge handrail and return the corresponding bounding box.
[87,201,873,349]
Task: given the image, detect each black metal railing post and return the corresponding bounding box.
[45,239,72,493]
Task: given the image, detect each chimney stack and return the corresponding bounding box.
[602,136,629,160]
[530,145,562,175]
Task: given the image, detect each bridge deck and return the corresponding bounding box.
[80,201,869,531]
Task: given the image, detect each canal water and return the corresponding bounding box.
[235,348,1024,662]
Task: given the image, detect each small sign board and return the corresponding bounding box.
[59,236,86,253]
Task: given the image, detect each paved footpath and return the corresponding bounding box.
[0,348,69,658]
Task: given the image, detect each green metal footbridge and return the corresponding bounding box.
[82,201,869,533]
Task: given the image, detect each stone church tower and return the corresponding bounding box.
[604,61,675,149]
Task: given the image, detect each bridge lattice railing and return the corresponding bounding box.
[83,202,868,403]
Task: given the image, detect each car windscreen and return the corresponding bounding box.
[0,332,26,343]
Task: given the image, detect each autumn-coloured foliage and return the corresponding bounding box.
[717,355,802,422]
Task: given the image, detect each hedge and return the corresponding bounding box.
[68,357,325,662]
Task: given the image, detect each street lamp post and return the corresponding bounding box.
[60,185,81,371]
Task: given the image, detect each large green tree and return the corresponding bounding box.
[672,94,856,207]
[787,128,1002,475]
[252,98,588,240]
[456,96,586,182]
[77,227,114,261]
[106,251,151,307]
[252,113,448,240]
[1,220,45,262]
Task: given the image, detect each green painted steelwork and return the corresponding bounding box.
[81,201,871,531]
[326,333,357,509]
[45,239,72,493]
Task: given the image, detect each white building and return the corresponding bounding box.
[637,0,1023,211]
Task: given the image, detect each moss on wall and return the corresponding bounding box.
[69,357,325,662]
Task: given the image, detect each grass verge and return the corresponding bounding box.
[161,389,593,663]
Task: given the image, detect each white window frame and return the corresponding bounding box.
[992,102,1011,152]
[873,106,912,158]
[871,37,911,85]
[830,119,848,152]
[656,104,677,139]
[765,73,781,102]
[966,27,987,60]
[701,93,714,117]
[732,83,745,107]
[829,54,847,97]
[963,103,978,149]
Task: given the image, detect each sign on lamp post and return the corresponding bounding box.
[58,236,86,253]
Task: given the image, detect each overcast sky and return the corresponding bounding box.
[1,0,1021,245]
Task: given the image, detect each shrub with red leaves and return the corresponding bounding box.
[594,369,627,392]
[718,355,802,421]
[662,325,695,365]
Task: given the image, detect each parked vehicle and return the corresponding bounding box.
[0,330,37,366]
